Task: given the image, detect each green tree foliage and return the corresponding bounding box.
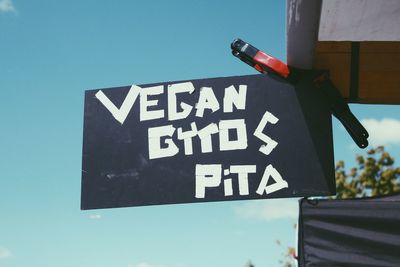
[335,146,400,198]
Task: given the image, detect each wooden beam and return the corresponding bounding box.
[313,41,400,104]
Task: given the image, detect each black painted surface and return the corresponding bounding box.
[298,195,400,267]
[81,74,335,210]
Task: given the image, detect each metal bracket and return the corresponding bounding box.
[231,38,369,148]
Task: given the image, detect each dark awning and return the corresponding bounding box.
[298,194,400,267]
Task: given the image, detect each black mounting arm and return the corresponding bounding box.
[231,38,369,148]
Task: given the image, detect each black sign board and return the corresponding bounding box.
[81,74,335,210]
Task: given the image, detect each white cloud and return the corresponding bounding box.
[0,0,15,13]
[128,263,164,267]
[0,247,11,258]
[127,263,186,267]
[361,118,400,146]
[89,214,102,220]
[235,199,299,221]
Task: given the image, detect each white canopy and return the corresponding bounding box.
[319,0,400,41]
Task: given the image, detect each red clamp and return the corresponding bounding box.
[231,38,289,78]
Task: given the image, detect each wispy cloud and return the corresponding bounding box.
[235,199,299,221]
[128,263,164,267]
[0,247,11,259]
[127,262,187,267]
[89,214,102,220]
[0,0,15,13]
[361,118,400,146]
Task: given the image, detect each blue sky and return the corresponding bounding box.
[1,1,400,267]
